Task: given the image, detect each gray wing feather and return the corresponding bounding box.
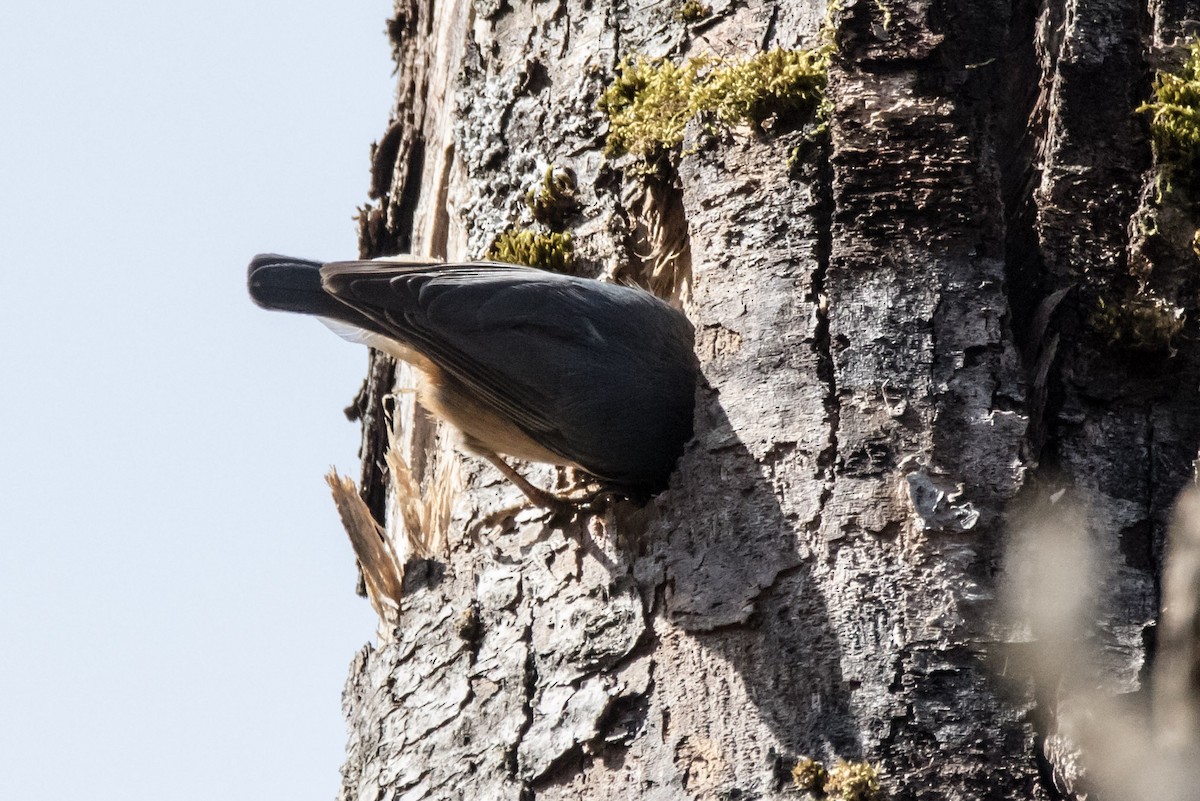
[320,261,694,482]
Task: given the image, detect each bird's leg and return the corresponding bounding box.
[481,452,574,515]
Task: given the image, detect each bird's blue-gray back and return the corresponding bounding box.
[323,263,695,485]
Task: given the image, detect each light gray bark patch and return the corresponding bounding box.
[903,470,980,533]
[531,575,644,684]
[647,128,828,632]
[519,674,620,780]
[454,4,625,268]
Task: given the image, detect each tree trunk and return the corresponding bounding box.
[334,1,1200,799]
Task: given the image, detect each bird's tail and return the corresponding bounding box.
[247,254,344,316]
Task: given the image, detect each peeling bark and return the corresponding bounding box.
[332,1,1200,799]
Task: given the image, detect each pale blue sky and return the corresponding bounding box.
[1,2,396,797]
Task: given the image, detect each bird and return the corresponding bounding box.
[247,254,698,510]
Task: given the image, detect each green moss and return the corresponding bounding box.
[1138,38,1200,194]
[873,0,892,31]
[598,56,707,161]
[455,606,481,643]
[823,0,845,46]
[675,0,712,22]
[823,760,882,801]
[691,47,830,127]
[598,46,831,164]
[525,166,579,226]
[486,228,575,273]
[790,757,828,792]
[1090,293,1185,352]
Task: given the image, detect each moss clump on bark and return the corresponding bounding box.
[787,757,880,800]
[486,228,575,273]
[525,166,579,227]
[790,756,828,791]
[1138,38,1200,194]
[1090,293,1186,353]
[872,0,892,31]
[598,56,706,160]
[823,760,882,801]
[598,46,831,165]
[675,0,712,22]
[692,47,830,127]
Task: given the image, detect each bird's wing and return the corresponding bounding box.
[320,260,613,463]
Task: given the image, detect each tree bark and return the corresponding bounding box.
[335,1,1200,799]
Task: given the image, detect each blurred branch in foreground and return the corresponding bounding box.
[1005,487,1200,800]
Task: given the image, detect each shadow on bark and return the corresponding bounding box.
[644,384,860,769]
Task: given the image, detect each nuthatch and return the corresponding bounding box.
[247,255,698,508]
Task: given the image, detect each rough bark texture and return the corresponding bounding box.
[334,1,1200,799]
